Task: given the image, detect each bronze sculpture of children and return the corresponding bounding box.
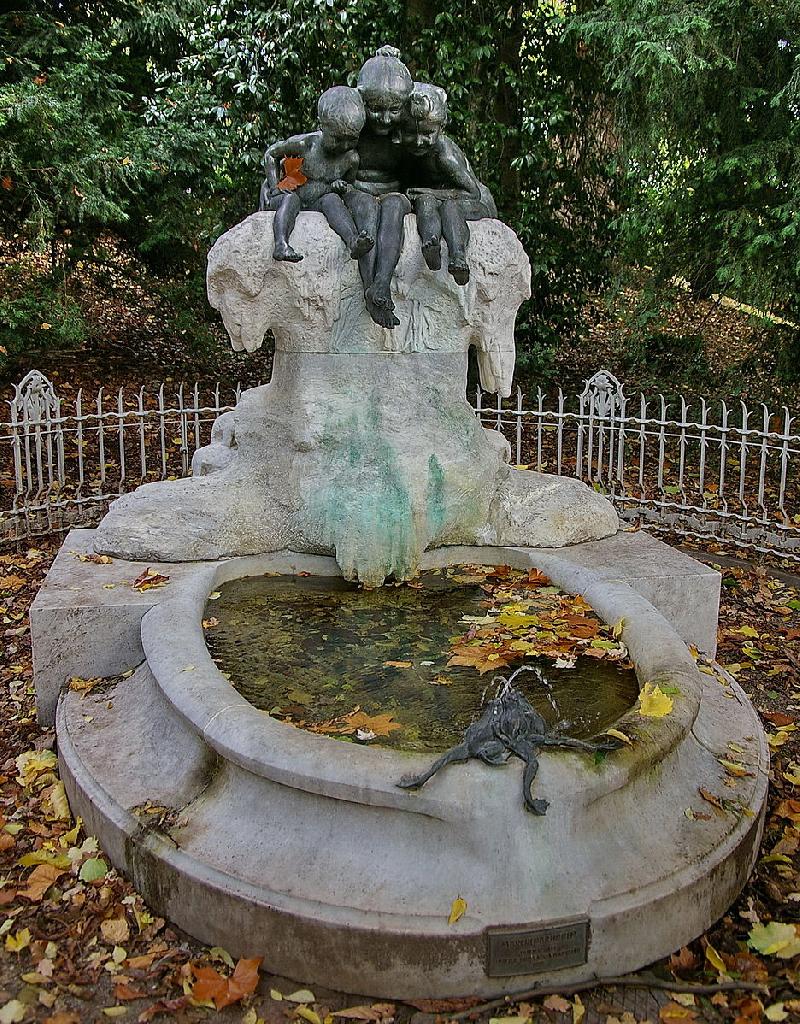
[259,86,375,263]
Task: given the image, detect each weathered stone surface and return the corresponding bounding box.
[33,529,720,725]
[95,212,618,584]
[55,545,767,998]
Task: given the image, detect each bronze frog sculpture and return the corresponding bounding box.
[397,672,622,814]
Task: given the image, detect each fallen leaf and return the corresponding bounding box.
[748,922,800,958]
[132,567,170,592]
[18,863,64,901]
[79,857,109,882]
[448,896,467,925]
[638,682,674,718]
[765,1005,788,1022]
[101,917,130,944]
[604,728,633,745]
[705,942,728,975]
[0,1002,25,1024]
[383,661,412,669]
[5,927,31,952]
[286,990,316,1003]
[660,1003,698,1021]
[543,995,571,1013]
[699,788,726,813]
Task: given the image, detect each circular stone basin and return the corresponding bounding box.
[57,546,769,1001]
[204,571,640,751]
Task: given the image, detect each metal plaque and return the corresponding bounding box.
[486,919,589,977]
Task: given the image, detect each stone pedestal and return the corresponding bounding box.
[93,213,618,585]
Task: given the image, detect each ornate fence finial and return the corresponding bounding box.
[580,370,624,419]
[10,370,59,423]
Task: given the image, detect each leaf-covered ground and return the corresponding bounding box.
[1,537,798,1024]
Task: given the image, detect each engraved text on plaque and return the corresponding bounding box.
[486,920,590,977]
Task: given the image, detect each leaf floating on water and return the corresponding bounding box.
[638,682,674,718]
[448,896,467,925]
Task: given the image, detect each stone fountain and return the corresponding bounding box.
[31,47,767,999]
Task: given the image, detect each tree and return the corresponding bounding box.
[569,0,800,337]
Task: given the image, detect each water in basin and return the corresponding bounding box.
[204,569,639,752]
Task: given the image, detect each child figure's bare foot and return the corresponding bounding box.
[448,256,470,285]
[273,243,303,262]
[350,231,374,259]
[422,236,442,271]
[365,283,400,329]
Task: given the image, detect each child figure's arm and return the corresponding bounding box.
[329,151,360,195]
[408,137,482,201]
[262,134,312,195]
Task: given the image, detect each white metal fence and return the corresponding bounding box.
[2,369,799,560]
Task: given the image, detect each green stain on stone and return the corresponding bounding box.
[312,397,418,584]
[426,454,446,538]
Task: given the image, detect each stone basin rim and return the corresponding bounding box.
[140,545,703,812]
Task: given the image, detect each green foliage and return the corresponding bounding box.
[1,0,797,380]
[569,0,800,333]
[0,264,87,365]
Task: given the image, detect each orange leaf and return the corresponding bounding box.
[1,176,12,191]
[192,964,228,1006]
[217,956,261,1008]
[114,981,148,1000]
[277,156,308,191]
[19,863,64,902]
[447,645,513,675]
[192,957,261,1010]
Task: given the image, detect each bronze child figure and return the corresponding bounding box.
[401,82,496,285]
[259,86,375,263]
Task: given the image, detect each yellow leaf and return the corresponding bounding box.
[783,763,800,786]
[748,921,800,958]
[296,1009,322,1024]
[705,943,728,975]
[738,626,759,638]
[572,995,585,1024]
[5,927,31,952]
[638,682,674,718]
[45,780,72,821]
[766,1004,788,1022]
[612,618,625,639]
[604,728,633,745]
[768,732,790,749]
[672,993,696,1007]
[286,991,316,1004]
[718,758,753,778]
[102,1009,127,1018]
[0,1000,26,1024]
[448,896,467,925]
[15,749,58,789]
[271,990,284,1001]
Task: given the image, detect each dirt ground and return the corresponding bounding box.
[0,534,798,1024]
